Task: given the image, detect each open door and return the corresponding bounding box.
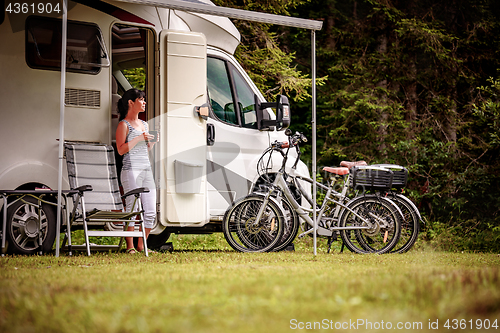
[159,31,207,224]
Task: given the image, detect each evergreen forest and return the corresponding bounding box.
[214,0,500,252]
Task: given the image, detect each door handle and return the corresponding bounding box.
[207,123,215,146]
[195,103,209,120]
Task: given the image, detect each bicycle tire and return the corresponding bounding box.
[223,195,285,253]
[271,197,299,251]
[339,195,401,254]
[253,184,300,251]
[389,194,420,253]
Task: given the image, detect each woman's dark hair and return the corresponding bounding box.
[117,88,146,121]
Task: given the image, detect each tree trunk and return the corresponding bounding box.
[444,0,458,144]
[444,88,458,143]
[377,32,388,153]
[406,58,418,140]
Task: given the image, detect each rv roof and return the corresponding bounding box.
[113,0,323,30]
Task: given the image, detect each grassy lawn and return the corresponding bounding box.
[1,234,499,333]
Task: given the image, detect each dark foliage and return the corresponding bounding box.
[216,0,500,251]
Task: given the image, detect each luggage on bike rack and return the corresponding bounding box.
[349,166,394,192]
[372,164,408,189]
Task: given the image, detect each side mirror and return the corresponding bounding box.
[275,95,290,131]
[255,94,291,131]
[255,94,274,131]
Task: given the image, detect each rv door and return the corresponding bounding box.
[158,31,207,224]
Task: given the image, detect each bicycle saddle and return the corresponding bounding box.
[340,160,368,168]
[323,167,349,175]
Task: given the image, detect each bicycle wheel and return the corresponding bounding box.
[223,195,285,252]
[252,190,299,251]
[389,194,420,253]
[339,195,401,254]
[271,197,299,252]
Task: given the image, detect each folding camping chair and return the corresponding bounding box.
[61,143,149,256]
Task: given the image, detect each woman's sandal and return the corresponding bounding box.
[126,248,138,254]
[138,248,157,254]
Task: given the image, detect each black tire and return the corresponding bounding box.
[147,227,171,250]
[389,194,420,253]
[339,195,401,254]
[223,195,285,252]
[271,197,299,252]
[4,196,56,255]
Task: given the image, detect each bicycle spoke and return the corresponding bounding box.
[340,196,401,254]
[223,195,284,252]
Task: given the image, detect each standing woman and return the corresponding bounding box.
[116,88,157,254]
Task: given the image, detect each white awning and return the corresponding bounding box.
[56,0,323,256]
[112,0,323,30]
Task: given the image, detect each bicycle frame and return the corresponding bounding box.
[254,146,389,238]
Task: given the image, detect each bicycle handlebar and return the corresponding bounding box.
[266,131,308,172]
[271,141,289,149]
[271,132,307,149]
[258,131,308,180]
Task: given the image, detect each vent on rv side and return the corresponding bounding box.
[65,89,101,108]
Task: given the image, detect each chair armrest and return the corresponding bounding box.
[73,185,93,194]
[122,187,150,198]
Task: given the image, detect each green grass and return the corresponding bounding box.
[1,234,500,333]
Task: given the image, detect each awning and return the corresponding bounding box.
[112,0,323,30]
[56,0,323,256]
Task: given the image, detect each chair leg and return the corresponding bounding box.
[142,227,148,257]
[80,198,91,256]
[136,227,152,252]
[117,235,125,250]
[62,203,74,256]
[132,194,149,257]
[137,201,148,257]
[83,221,91,256]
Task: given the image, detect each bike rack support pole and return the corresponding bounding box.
[55,0,68,258]
[311,30,318,256]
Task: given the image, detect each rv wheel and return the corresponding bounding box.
[5,197,56,255]
[146,228,171,250]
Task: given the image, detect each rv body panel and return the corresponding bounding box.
[172,10,240,54]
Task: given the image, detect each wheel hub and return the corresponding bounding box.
[245,217,262,234]
[362,217,380,237]
[24,216,40,238]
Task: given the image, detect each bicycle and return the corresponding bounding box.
[222,130,403,254]
[340,161,422,253]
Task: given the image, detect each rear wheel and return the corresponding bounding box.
[4,196,56,255]
[339,195,401,254]
[389,194,420,253]
[223,195,284,252]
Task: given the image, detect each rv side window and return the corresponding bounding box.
[230,65,257,129]
[207,57,258,129]
[26,16,107,74]
[207,57,238,125]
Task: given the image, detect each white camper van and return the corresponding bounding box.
[0,0,310,254]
